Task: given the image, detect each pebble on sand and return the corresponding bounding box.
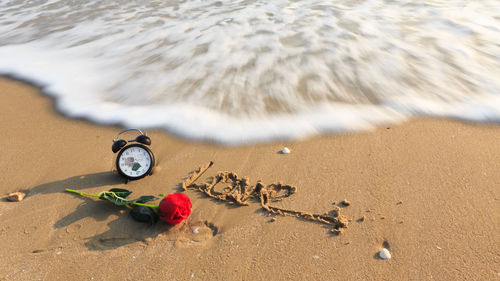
[281,147,291,154]
[379,248,391,260]
[340,199,351,206]
[7,192,25,202]
[193,228,199,234]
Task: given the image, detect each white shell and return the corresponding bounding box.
[193,228,199,234]
[281,147,291,154]
[379,248,391,260]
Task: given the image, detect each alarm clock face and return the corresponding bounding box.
[116,144,154,179]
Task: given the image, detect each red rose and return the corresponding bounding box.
[158,193,192,225]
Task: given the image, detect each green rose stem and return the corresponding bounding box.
[132,202,159,209]
[65,188,159,209]
[65,189,99,198]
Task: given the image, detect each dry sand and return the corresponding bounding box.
[0,77,499,280]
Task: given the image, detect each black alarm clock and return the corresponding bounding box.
[112,129,155,180]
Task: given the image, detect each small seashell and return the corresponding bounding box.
[312,255,319,259]
[281,147,291,154]
[379,248,391,260]
[7,192,25,202]
[193,228,199,234]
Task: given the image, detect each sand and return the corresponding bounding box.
[0,76,499,280]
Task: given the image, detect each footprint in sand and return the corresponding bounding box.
[57,223,83,239]
[84,218,219,250]
[23,225,38,235]
[191,220,219,242]
[173,220,219,247]
[65,223,82,234]
[93,236,139,250]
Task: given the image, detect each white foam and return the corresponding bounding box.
[0,0,499,144]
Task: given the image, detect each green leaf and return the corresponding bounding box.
[99,191,135,205]
[130,205,159,225]
[108,188,132,198]
[135,196,158,204]
[98,190,158,206]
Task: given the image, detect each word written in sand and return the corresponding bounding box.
[182,162,349,234]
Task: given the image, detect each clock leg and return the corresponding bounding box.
[124,178,130,184]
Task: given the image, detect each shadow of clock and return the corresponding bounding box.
[22,172,124,227]
[53,195,125,229]
[28,171,134,242]
[28,171,124,196]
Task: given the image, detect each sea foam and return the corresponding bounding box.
[0,0,499,144]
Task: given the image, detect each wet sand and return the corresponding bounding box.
[0,77,499,280]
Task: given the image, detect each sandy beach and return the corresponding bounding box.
[0,76,499,280]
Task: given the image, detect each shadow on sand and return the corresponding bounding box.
[28,171,125,196]
[28,171,173,250]
[37,169,217,251]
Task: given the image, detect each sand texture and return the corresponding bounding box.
[0,77,499,280]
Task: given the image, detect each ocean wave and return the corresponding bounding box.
[1,0,499,143]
